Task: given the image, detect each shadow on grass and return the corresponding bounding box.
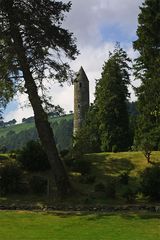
[91,156,135,175]
[105,158,135,174]
[47,211,160,221]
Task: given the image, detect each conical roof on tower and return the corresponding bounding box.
[75,66,89,83]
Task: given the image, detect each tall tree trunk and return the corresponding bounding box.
[8,14,72,196]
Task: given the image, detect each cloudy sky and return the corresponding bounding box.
[4,0,143,123]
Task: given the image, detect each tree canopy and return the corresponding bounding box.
[0,0,78,196]
[133,0,160,151]
[94,44,131,152]
[75,44,132,153]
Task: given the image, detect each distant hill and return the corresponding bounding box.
[0,114,73,151]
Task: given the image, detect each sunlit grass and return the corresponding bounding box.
[85,151,160,177]
[0,211,159,240]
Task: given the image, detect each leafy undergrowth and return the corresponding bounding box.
[69,151,160,204]
[0,151,160,206]
[0,211,160,240]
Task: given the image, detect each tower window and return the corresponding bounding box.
[79,82,82,88]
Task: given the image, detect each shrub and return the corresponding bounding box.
[112,145,118,153]
[105,180,116,199]
[94,182,106,192]
[29,176,47,194]
[121,186,135,202]
[60,149,69,158]
[62,152,74,168]
[79,175,96,184]
[18,140,50,172]
[119,172,129,185]
[72,158,91,175]
[140,164,160,201]
[0,160,22,195]
[94,180,116,199]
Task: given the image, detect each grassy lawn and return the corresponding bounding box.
[0,211,160,240]
[85,151,160,177]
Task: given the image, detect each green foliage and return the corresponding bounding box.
[72,158,91,175]
[0,79,14,114]
[0,0,78,90]
[0,160,22,195]
[18,140,50,172]
[79,175,96,184]
[134,0,160,80]
[140,164,160,201]
[73,104,101,154]
[29,176,47,195]
[119,172,130,185]
[94,182,106,192]
[134,119,160,161]
[121,186,135,202]
[105,179,116,199]
[63,150,91,175]
[93,44,131,152]
[94,180,116,199]
[133,0,160,150]
[0,145,7,153]
[75,45,132,154]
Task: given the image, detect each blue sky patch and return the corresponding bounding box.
[4,100,18,116]
[100,24,136,44]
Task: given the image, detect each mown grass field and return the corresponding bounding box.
[0,211,160,240]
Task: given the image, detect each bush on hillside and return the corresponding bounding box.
[121,186,135,202]
[112,145,118,153]
[72,158,91,175]
[0,160,22,195]
[94,182,106,192]
[63,151,91,175]
[105,179,116,199]
[140,164,160,201]
[18,140,50,172]
[94,179,116,199]
[119,172,130,185]
[79,175,96,184]
[29,176,47,194]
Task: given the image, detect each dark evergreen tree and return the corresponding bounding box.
[0,0,78,196]
[94,44,131,152]
[74,103,101,154]
[133,0,160,151]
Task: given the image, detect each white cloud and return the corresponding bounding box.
[4,93,33,123]
[4,0,143,122]
[64,0,143,46]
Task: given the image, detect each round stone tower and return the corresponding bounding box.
[74,66,90,134]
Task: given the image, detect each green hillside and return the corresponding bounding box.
[0,114,73,151]
[0,114,73,138]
